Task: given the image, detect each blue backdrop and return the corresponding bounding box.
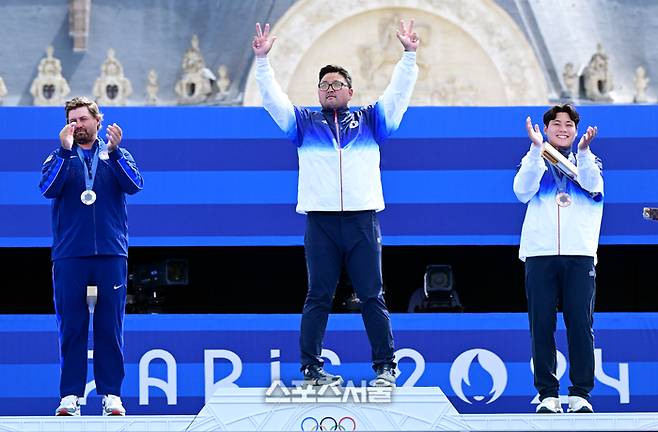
[0,313,655,415]
[1,105,658,247]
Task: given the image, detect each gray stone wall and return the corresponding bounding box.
[530,0,657,103]
[0,0,653,105]
[0,0,294,105]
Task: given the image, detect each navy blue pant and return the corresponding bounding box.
[53,256,127,397]
[525,255,596,401]
[300,211,395,371]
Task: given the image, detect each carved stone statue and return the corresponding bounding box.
[30,46,71,106]
[562,62,578,99]
[582,43,613,101]
[0,76,7,105]
[356,15,436,104]
[633,66,650,103]
[216,65,231,98]
[146,69,159,105]
[92,48,133,106]
[175,35,213,104]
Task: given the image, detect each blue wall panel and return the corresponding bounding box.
[0,313,655,415]
[2,105,657,247]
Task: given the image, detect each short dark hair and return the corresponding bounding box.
[65,96,104,129]
[318,65,352,88]
[543,103,579,127]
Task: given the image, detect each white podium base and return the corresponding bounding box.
[1,388,657,431]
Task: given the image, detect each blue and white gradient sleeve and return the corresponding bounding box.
[513,144,547,204]
[576,147,604,198]
[108,148,143,195]
[377,51,418,134]
[255,57,296,139]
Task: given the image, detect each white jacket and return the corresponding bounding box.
[513,144,604,262]
[255,53,418,213]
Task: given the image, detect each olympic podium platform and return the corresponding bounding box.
[1,387,657,431]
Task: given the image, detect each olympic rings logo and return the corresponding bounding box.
[300,416,356,431]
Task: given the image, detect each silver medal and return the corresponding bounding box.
[81,190,96,205]
[556,192,572,207]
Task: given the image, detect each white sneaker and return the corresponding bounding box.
[536,396,563,413]
[55,395,80,416]
[102,394,126,416]
[369,365,397,387]
[568,395,593,413]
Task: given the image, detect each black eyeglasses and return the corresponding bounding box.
[318,81,349,91]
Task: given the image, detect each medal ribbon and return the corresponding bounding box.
[548,164,568,195]
[76,142,100,192]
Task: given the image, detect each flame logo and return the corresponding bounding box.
[449,349,507,404]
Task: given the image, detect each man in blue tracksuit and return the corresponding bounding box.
[514,104,603,414]
[39,97,143,416]
[252,21,419,387]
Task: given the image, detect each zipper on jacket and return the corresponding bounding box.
[557,204,561,255]
[334,110,344,211]
[86,153,99,254]
[92,202,98,254]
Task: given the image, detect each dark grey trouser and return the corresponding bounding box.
[525,255,596,400]
[300,210,395,371]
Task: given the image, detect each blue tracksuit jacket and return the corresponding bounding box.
[39,138,143,260]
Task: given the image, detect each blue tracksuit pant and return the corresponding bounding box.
[53,256,127,397]
[525,255,596,401]
[300,211,395,370]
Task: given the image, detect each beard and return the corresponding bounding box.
[73,128,94,145]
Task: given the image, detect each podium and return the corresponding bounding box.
[1,387,658,431]
[188,386,465,431]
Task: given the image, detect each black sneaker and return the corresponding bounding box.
[302,364,344,386]
[370,364,396,387]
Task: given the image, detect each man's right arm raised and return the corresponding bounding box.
[253,23,296,138]
[255,57,296,137]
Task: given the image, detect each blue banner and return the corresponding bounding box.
[1,105,658,247]
[0,313,655,415]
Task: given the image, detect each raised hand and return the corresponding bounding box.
[526,116,544,149]
[252,22,276,58]
[59,122,75,150]
[106,123,122,152]
[577,125,598,151]
[396,19,419,52]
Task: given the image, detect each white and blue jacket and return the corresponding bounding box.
[39,138,143,260]
[513,144,604,262]
[255,52,418,213]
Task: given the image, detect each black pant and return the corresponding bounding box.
[525,255,596,400]
[300,211,395,370]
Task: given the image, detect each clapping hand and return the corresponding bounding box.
[577,125,598,151]
[106,123,122,152]
[526,116,544,149]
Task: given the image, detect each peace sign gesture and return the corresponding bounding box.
[396,19,420,52]
[252,22,277,58]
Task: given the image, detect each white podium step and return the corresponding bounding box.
[1,387,657,431]
[0,415,197,432]
[191,386,465,431]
